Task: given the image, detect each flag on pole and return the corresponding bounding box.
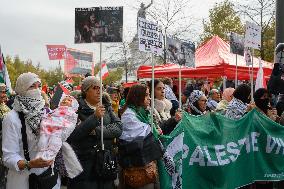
[50,83,71,109]
[96,62,109,80]
[255,57,266,90]
[46,45,67,60]
[0,46,12,93]
[0,47,5,83]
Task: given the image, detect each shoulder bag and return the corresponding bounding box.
[18,112,58,189]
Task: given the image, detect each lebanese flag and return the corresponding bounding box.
[101,62,109,80]
[65,77,74,84]
[255,57,267,91]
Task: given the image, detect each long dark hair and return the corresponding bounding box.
[148,79,162,98]
[233,84,251,104]
[121,84,148,114]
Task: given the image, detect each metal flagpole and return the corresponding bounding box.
[251,49,254,102]
[179,64,182,110]
[223,76,227,90]
[235,54,238,88]
[151,53,155,131]
[99,42,104,150]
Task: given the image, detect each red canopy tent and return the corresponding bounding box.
[137,36,273,80]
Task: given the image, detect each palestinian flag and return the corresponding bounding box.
[0,46,12,93]
[50,83,70,109]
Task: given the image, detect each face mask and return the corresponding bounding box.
[25,89,42,100]
[255,98,270,114]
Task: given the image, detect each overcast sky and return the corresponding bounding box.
[0,0,222,70]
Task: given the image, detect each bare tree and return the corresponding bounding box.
[147,0,195,39]
[142,0,196,63]
[235,0,275,59]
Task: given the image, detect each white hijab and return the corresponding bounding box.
[13,72,45,136]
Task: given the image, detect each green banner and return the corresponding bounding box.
[158,109,284,189]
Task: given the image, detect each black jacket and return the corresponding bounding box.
[68,95,122,187]
[159,117,178,135]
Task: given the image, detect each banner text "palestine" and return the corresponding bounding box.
[187,132,284,166]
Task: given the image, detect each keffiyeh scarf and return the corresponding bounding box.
[225,98,247,120]
[188,90,205,115]
[13,95,45,136]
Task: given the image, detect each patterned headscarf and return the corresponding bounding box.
[189,90,204,104]
[13,73,45,136]
[14,72,41,96]
[188,90,205,115]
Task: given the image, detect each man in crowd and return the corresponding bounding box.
[106,87,120,115]
[207,89,220,111]
[162,78,179,115]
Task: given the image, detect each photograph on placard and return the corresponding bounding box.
[166,37,195,67]
[230,32,244,56]
[181,41,195,67]
[75,7,123,43]
[244,47,252,66]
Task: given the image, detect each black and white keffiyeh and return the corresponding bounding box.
[225,97,247,120]
[13,95,45,136]
[188,90,205,115]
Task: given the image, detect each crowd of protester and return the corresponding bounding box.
[0,72,284,189]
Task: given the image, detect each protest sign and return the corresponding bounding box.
[158,109,284,189]
[166,37,181,63]
[244,21,262,49]
[46,45,66,60]
[166,37,195,67]
[230,32,244,56]
[75,7,123,43]
[181,41,195,67]
[244,47,252,66]
[137,17,163,55]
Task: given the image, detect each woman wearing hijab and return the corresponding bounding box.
[187,90,208,116]
[2,72,60,189]
[216,87,235,115]
[67,76,122,189]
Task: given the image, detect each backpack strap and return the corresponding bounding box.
[18,112,30,161]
